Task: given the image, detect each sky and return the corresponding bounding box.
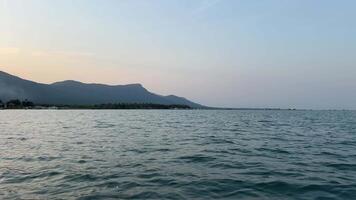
[0,0,356,109]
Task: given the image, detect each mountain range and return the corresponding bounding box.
[0,71,204,108]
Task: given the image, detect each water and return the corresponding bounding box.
[0,110,355,199]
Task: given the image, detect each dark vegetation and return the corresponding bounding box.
[0,99,191,109]
[0,99,35,109]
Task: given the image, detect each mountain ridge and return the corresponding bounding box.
[0,71,204,108]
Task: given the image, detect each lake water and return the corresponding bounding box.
[0,110,355,199]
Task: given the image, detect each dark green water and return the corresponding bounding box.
[0,110,355,199]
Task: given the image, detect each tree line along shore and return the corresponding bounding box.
[0,99,192,110]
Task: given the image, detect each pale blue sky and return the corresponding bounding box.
[1,0,356,109]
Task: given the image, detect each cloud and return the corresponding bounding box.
[31,50,94,58]
[192,0,222,16]
[0,47,93,58]
[0,47,20,55]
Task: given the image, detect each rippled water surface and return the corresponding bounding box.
[0,110,356,199]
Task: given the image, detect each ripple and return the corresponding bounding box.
[1,110,356,199]
[177,155,216,163]
[64,174,100,182]
[325,163,356,171]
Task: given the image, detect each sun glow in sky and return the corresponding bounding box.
[1,0,356,109]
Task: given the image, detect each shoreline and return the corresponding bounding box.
[1,108,352,111]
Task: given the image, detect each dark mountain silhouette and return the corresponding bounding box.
[0,71,204,108]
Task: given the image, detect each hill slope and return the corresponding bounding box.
[0,71,204,108]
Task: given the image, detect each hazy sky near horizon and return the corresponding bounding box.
[1,0,356,109]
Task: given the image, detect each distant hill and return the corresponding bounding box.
[0,71,204,108]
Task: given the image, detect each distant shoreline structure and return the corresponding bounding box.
[0,99,193,110]
[1,100,350,111]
